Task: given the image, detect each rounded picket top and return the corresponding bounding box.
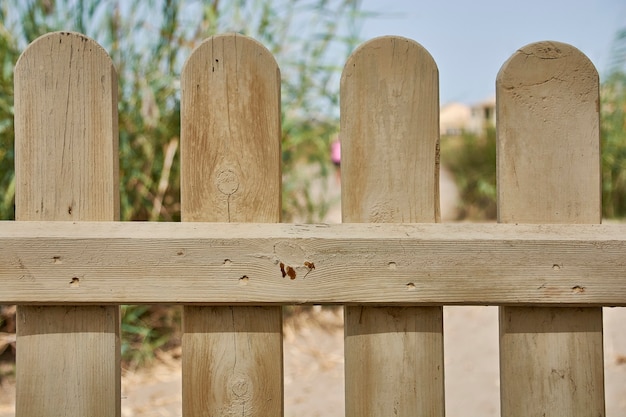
[340,35,440,224]
[16,31,114,73]
[14,31,119,222]
[496,40,600,225]
[182,32,280,81]
[180,32,281,223]
[342,35,438,77]
[497,40,598,92]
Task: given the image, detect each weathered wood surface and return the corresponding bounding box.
[13,32,120,416]
[180,33,283,417]
[2,221,626,306]
[341,35,443,417]
[497,41,605,416]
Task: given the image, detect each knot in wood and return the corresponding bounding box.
[273,241,306,264]
[230,375,250,398]
[216,169,239,195]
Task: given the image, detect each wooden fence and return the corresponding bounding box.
[1,31,625,416]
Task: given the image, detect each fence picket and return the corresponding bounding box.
[341,36,444,416]
[180,33,283,416]
[497,41,605,416]
[13,32,120,416]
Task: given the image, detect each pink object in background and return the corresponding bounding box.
[331,139,341,166]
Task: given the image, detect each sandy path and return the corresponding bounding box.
[118,307,626,417]
[1,306,625,416]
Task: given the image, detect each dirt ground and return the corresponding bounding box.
[1,306,625,417]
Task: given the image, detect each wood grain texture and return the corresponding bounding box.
[180,33,280,223]
[340,36,444,417]
[2,221,626,306]
[180,33,283,417]
[340,36,440,223]
[13,32,120,417]
[15,32,119,222]
[497,41,605,416]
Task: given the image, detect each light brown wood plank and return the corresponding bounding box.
[2,221,626,306]
[180,33,283,417]
[341,36,444,416]
[497,41,605,416]
[180,34,281,223]
[13,31,120,416]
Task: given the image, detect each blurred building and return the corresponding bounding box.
[440,97,495,135]
[440,102,471,136]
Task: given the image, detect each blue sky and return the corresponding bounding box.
[359,0,626,105]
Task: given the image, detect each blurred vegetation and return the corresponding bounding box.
[120,305,181,366]
[441,127,497,220]
[0,0,362,366]
[602,28,626,218]
[601,72,626,218]
[0,20,16,219]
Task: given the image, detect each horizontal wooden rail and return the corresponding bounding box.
[1,221,625,306]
